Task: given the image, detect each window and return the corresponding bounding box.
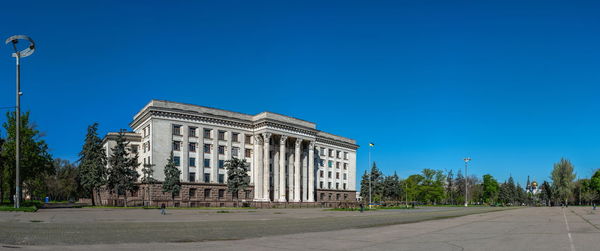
[142,142,147,153]
[336,172,340,179]
[204,129,212,139]
[245,135,252,143]
[218,146,225,155]
[343,163,347,170]
[337,151,341,158]
[336,162,340,169]
[245,190,251,199]
[218,160,225,169]
[328,193,332,200]
[189,172,195,182]
[343,183,347,190]
[173,156,180,166]
[319,181,323,188]
[218,174,224,184]
[204,188,211,198]
[232,133,239,142]
[204,173,210,183]
[328,161,333,168]
[232,147,239,157]
[189,127,197,137]
[319,160,324,167]
[189,188,196,197]
[344,152,348,160]
[321,148,326,156]
[218,189,225,198]
[328,182,331,189]
[336,193,340,200]
[189,142,196,152]
[343,173,347,180]
[245,149,252,158]
[329,149,333,157]
[204,158,210,168]
[320,170,324,178]
[130,145,138,154]
[189,157,196,167]
[218,131,226,140]
[172,125,182,135]
[204,144,211,153]
[172,141,181,151]
[344,193,348,200]
[328,171,332,178]
[336,183,339,189]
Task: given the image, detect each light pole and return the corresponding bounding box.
[368,142,374,207]
[463,157,471,207]
[5,35,35,209]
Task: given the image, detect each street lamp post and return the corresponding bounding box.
[368,142,374,207]
[463,157,471,207]
[5,35,35,209]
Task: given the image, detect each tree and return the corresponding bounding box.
[482,174,499,205]
[382,172,400,201]
[590,169,600,202]
[446,169,455,204]
[140,162,157,207]
[404,174,424,203]
[369,162,384,202]
[106,131,140,207]
[0,135,5,201]
[78,123,107,206]
[225,157,250,205]
[551,158,576,206]
[162,152,181,206]
[1,111,53,202]
[419,169,445,204]
[540,181,553,206]
[359,170,369,202]
[45,159,82,202]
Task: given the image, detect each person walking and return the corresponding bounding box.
[160,203,166,215]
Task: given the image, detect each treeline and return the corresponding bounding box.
[360,158,600,206]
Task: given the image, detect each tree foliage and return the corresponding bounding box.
[225,157,250,201]
[106,131,140,206]
[551,158,576,205]
[78,123,107,206]
[162,152,181,203]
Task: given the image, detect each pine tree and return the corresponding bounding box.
[78,123,107,206]
[359,170,370,202]
[225,157,250,205]
[162,152,181,206]
[107,131,140,207]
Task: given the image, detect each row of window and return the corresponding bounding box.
[172,142,252,158]
[320,192,349,201]
[172,125,252,143]
[188,172,226,184]
[320,148,349,160]
[319,160,349,170]
[319,171,348,180]
[173,156,232,169]
[319,181,348,190]
[178,188,251,200]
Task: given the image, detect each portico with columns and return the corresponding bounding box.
[252,132,317,202]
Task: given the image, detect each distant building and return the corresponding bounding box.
[100,100,358,206]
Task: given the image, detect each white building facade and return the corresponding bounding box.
[105,100,358,204]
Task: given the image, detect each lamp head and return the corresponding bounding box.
[5,35,35,58]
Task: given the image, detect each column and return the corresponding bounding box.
[288,152,294,201]
[308,141,315,202]
[293,138,302,202]
[211,131,218,183]
[253,135,263,201]
[302,153,308,201]
[262,132,271,201]
[278,136,288,202]
[273,150,279,202]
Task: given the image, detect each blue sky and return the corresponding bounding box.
[1,0,600,185]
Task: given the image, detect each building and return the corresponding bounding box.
[101,100,358,206]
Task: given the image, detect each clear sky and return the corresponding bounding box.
[1,0,599,186]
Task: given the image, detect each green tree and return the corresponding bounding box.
[107,131,140,207]
[225,157,250,205]
[590,169,600,202]
[162,152,181,206]
[45,159,82,201]
[482,174,499,204]
[540,180,553,206]
[0,135,5,201]
[405,174,424,203]
[419,169,445,204]
[1,111,53,202]
[370,162,384,202]
[551,158,576,206]
[78,123,107,206]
